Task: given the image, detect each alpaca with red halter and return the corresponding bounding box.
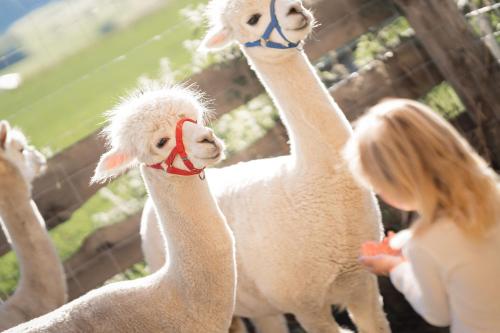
[148,118,206,179]
[7,85,236,333]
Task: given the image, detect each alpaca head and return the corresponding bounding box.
[92,85,225,183]
[202,0,314,61]
[0,121,47,186]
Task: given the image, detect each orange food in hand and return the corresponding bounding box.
[361,231,401,257]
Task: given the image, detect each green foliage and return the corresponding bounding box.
[423,82,465,119]
[106,262,148,284]
[214,95,278,155]
[0,251,17,299]
[354,17,413,67]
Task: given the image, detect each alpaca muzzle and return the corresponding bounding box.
[148,118,206,179]
[244,0,304,50]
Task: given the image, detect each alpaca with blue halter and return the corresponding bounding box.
[175,1,392,332]
[244,0,303,50]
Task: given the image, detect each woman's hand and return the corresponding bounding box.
[359,231,405,276]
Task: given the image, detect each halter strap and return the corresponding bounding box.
[244,0,302,50]
[148,118,205,177]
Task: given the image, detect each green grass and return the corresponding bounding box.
[0,0,204,153]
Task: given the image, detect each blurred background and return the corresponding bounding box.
[0,0,499,332]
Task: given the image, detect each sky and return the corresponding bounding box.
[0,0,52,32]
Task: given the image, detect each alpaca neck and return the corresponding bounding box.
[244,49,352,161]
[0,181,66,305]
[141,166,235,313]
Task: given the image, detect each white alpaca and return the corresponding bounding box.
[0,121,67,331]
[6,85,236,333]
[142,1,390,333]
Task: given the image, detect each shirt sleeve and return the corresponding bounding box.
[389,241,451,327]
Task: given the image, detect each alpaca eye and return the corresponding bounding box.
[156,138,169,149]
[247,14,261,26]
[19,148,24,153]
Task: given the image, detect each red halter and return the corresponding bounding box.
[148,118,205,177]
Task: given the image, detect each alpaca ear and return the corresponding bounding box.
[200,26,232,50]
[0,121,10,149]
[91,148,135,184]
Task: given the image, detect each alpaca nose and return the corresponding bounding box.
[287,3,302,16]
[198,129,216,145]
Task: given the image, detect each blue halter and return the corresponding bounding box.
[244,0,302,50]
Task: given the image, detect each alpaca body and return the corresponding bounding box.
[8,87,236,333]
[143,1,390,331]
[0,122,67,331]
[210,156,380,316]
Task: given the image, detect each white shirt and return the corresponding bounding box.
[390,220,500,333]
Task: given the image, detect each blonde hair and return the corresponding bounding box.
[344,98,500,237]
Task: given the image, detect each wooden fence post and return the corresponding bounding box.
[393,0,500,120]
[393,0,500,167]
